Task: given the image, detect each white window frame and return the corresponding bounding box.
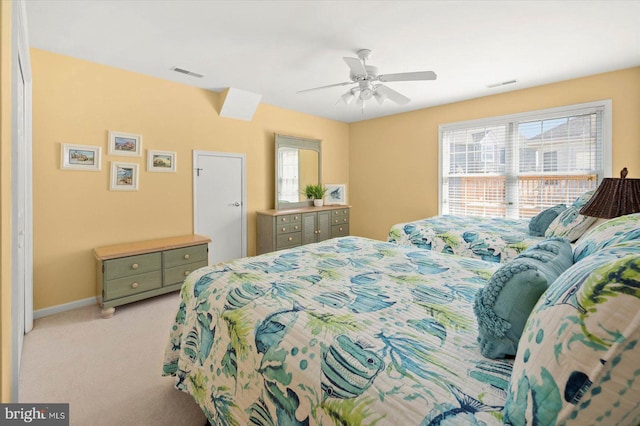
[438,100,612,216]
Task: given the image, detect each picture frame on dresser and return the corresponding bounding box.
[60,143,102,171]
[108,131,142,157]
[325,184,347,205]
[110,162,139,191]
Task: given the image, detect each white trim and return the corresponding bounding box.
[33,297,98,320]
[439,99,612,132]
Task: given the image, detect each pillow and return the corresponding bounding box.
[573,212,640,262]
[571,189,595,209]
[529,204,567,236]
[473,238,573,359]
[504,246,640,425]
[545,206,596,242]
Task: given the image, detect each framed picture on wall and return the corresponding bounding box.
[108,131,142,157]
[110,162,139,191]
[325,184,347,205]
[60,143,102,171]
[147,150,177,172]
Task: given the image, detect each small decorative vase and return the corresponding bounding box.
[313,199,324,207]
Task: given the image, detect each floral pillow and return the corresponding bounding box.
[545,206,596,242]
[504,246,640,425]
[571,189,595,210]
[573,212,640,262]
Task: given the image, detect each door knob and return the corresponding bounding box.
[234,202,240,207]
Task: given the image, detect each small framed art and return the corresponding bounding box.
[147,150,176,172]
[60,144,102,171]
[108,131,142,157]
[110,162,139,191]
[325,184,347,205]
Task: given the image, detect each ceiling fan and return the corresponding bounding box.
[297,49,437,111]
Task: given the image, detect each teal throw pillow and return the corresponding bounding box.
[473,238,573,359]
[528,204,567,236]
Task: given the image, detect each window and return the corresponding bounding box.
[439,100,611,219]
[277,148,299,202]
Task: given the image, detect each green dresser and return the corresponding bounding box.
[94,235,210,318]
[256,206,351,255]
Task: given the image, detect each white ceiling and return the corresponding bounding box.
[24,0,640,123]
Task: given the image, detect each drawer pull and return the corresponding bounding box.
[294,225,299,230]
[131,263,139,270]
[281,217,287,222]
[131,282,139,289]
[294,215,299,220]
[282,227,286,232]
[288,237,293,241]
[317,230,321,234]
[184,254,190,260]
[343,218,348,222]
[339,227,343,231]
[334,219,339,223]
[184,270,190,276]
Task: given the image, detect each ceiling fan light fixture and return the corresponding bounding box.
[360,87,373,100]
[341,91,355,105]
[373,90,387,104]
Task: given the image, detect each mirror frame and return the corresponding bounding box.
[275,134,322,210]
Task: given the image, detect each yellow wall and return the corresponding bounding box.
[350,67,640,241]
[0,0,12,402]
[31,48,349,310]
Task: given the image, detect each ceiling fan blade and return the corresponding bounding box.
[378,70,437,82]
[343,57,367,76]
[297,81,353,94]
[375,84,411,105]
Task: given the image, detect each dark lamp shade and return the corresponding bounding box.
[580,177,640,219]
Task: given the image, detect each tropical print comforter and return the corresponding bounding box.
[163,236,511,425]
[388,215,543,263]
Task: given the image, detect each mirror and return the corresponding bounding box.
[275,134,321,210]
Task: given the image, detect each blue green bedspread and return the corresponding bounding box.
[388,215,543,263]
[163,236,510,425]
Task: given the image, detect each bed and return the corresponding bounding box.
[387,215,543,263]
[162,236,509,425]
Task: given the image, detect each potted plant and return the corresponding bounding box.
[304,184,327,207]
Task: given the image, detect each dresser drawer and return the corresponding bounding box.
[331,211,349,225]
[163,245,208,269]
[275,213,302,225]
[104,253,161,280]
[104,270,162,300]
[276,232,302,249]
[332,223,350,238]
[332,208,350,218]
[276,222,301,235]
[164,260,208,286]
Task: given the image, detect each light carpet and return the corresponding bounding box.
[19,292,206,426]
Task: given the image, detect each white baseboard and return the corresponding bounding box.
[33,296,98,319]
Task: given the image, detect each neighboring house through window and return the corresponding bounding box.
[439,100,611,218]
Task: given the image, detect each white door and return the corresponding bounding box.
[193,151,246,265]
[11,0,33,402]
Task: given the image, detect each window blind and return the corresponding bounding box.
[440,101,610,219]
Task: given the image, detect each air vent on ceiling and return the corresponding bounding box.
[170,67,204,78]
[487,79,518,89]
